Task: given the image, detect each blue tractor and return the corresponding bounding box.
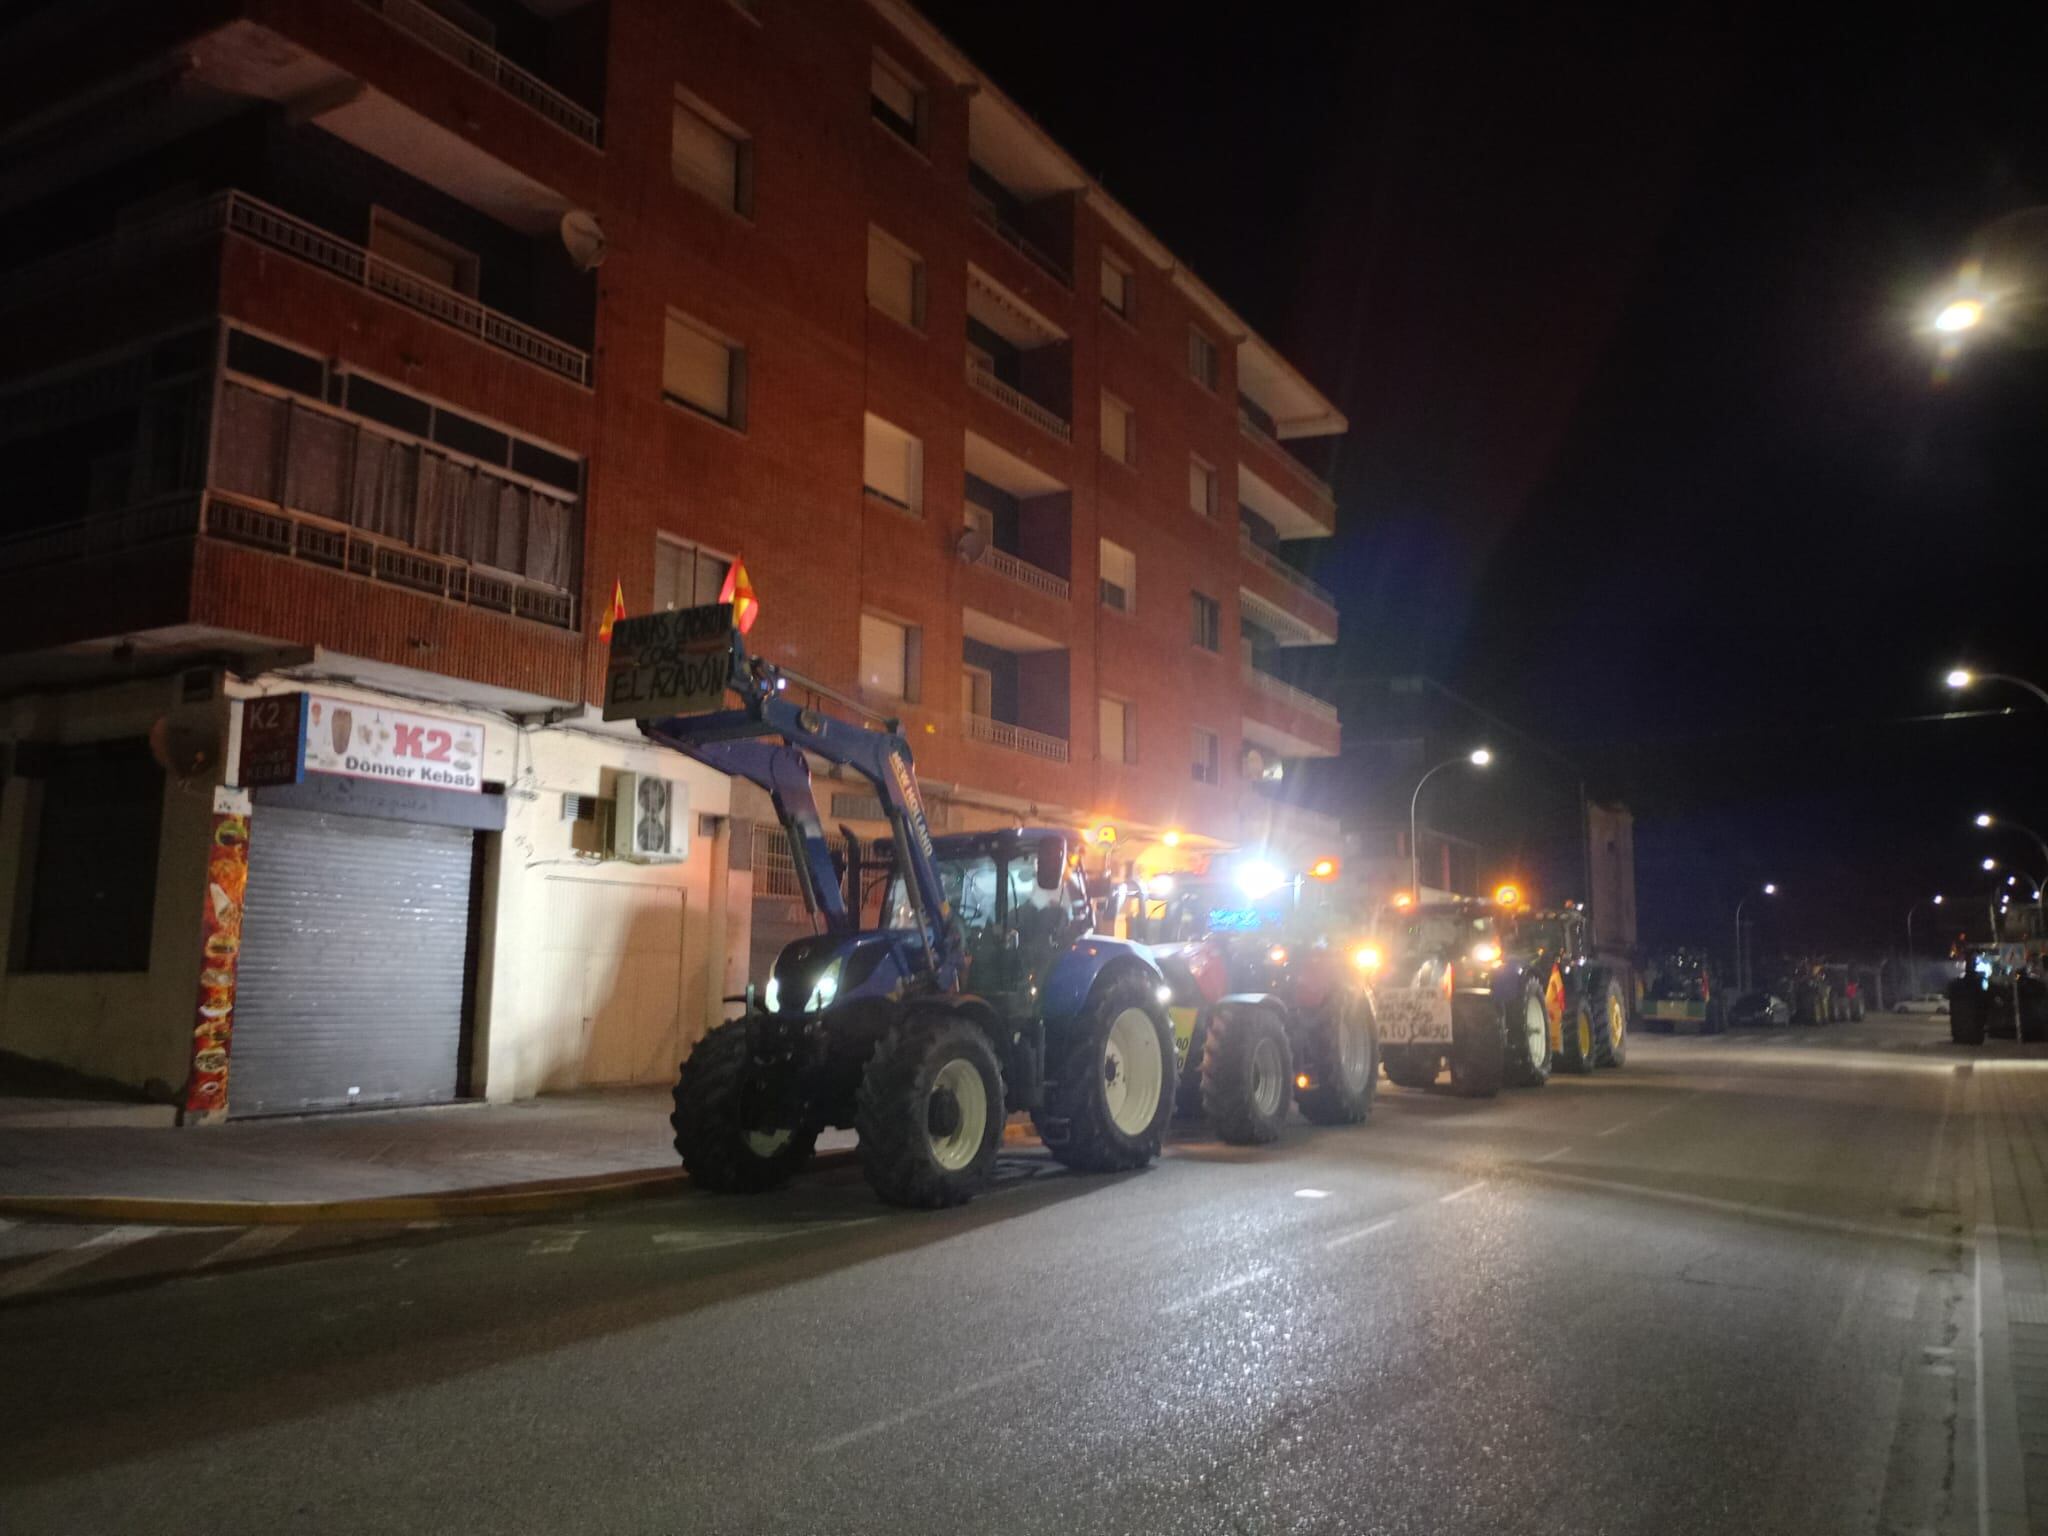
[629,608,1175,1208]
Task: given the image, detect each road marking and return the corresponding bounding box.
[1293,1188,1331,1200]
[194,1224,299,1269]
[1519,1166,1959,1249]
[1169,1267,1275,1314]
[0,1225,162,1300]
[1325,1218,1396,1251]
[1530,1145,1574,1164]
[527,1228,586,1257]
[1595,1120,1636,1138]
[1438,1181,1485,1204]
[652,1218,880,1254]
[811,1361,1047,1455]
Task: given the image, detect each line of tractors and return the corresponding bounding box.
[614,606,1654,1211]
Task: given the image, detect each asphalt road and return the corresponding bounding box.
[0,1015,1988,1535]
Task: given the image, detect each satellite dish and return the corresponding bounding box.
[560,209,607,272]
[954,526,989,562]
[149,717,218,779]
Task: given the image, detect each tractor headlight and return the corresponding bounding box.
[805,959,843,1013]
[763,973,782,1013]
[1469,941,1501,966]
[1353,944,1382,973]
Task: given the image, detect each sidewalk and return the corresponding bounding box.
[1974,1059,2048,1533]
[0,1086,854,1221]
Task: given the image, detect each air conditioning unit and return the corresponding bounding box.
[611,773,689,863]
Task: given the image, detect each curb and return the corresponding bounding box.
[0,1148,865,1227]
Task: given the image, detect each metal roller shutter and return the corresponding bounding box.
[231,808,474,1117]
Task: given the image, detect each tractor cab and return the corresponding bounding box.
[876,828,1092,1002]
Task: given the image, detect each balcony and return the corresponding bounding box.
[968,356,1071,444]
[1238,532,1337,645]
[1239,531,1334,608]
[971,543,1070,602]
[1,192,591,386]
[1239,407,1336,507]
[1243,664,1339,727]
[965,712,1070,763]
[0,494,578,631]
[970,189,1071,289]
[352,0,602,146]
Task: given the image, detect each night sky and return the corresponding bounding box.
[918,2,2048,960]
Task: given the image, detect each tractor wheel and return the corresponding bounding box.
[1448,995,1506,1098]
[1201,1002,1294,1144]
[1298,990,1380,1126]
[855,1010,1005,1209]
[1381,1046,1441,1089]
[672,1017,819,1194]
[1555,1000,1598,1075]
[2019,977,2048,1044]
[1595,980,1630,1068]
[1034,973,1174,1172]
[1504,978,1553,1087]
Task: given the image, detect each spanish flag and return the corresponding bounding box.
[718,558,760,635]
[597,579,626,643]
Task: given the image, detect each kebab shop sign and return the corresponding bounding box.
[300,696,482,793]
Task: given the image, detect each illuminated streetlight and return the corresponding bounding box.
[1907,894,1946,957]
[1974,812,2048,879]
[1935,297,1986,334]
[1985,857,1999,872]
[1947,668,2048,709]
[1735,882,1779,993]
[1409,749,1494,899]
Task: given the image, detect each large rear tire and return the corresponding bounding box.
[1504,978,1553,1087]
[1448,996,1505,1098]
[672,1017,819,1193]
[1381,1046,1440,1089]
[1595,979,1629,1068]
[1034,973,1174,1172]
[856,1011,1005,1209]
[1201,1002,1294,1144]
[1298,990,1379,1126]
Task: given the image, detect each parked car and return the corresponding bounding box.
[1729,990,1792,1027]
[1895,994,1951,1016]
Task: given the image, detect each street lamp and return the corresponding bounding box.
[1948,668,2048,710]
[1975,812,2048,878]
[1408,748,1493,900]
[1906,893,1946,958]
[1935,297,1986,334]
[1735,882,1778,993]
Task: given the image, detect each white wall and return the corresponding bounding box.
[471,724,732,1102]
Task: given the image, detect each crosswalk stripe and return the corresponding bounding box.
[0,1225,163,1301]
[194,1224,300,1269]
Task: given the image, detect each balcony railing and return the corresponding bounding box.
[969,191,1072,288]
[967,357,1072,443]
[1238,407,1336,505]
[965,712,1070,763]
[969,543,1070,602]
[204,494,578,629]
[0,496,204,570]
[1242,662,1340,727]
[1239,530,1336,608]
[353,0,601,146]
[0,193,591,386]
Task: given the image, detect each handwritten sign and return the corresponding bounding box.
[604,604,735,721]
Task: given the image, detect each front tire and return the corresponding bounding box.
[673,1017,820,1193]
[1201,1003,1294,1144]
[1035,974,1174,1172]
[1594,980,1629,1068]
[1555,1000,1597,1075]
[1449,996,1505,1098]
[1298,991,1380,1125]
[1381,1046,1440,1089]
[856,1011,1005,1209]
[1505,978,1553,1087]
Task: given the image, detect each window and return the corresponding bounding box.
[20,741,164,973]
[867,226,926,330]
[1191,590,1221,652]
[1099,696,1136,765]
[870,52,925,148]
[962,665,994,719]
[863,414,923,514]
[654,536,731,612]
[368,208,477,296]
[672,91,753,215]
[860,613,918,701]
[1191,728,1221,785]
[1100,393,1134,466]
[1189,456,1218,519]
[1099,538,1136,613]
[663,310,747,428]
[1188,327,1220,391]
[1100,251,1133,319]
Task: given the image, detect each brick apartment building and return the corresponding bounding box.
[0,0,1346,1117]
